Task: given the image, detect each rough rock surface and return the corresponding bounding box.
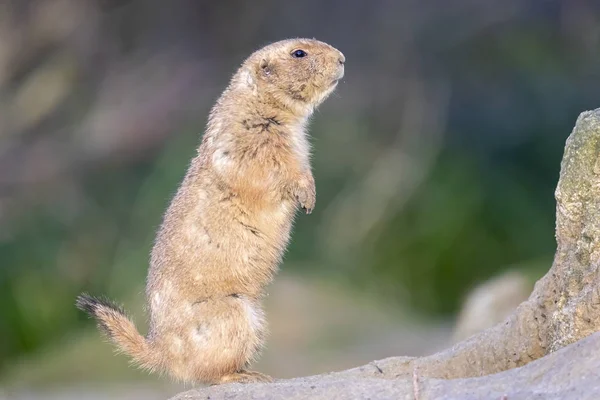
[172,108,600,399]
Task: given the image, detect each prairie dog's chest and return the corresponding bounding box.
[225,126,310,174]
[289,129,311,170]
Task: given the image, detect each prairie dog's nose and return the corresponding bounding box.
[338,52,346,65]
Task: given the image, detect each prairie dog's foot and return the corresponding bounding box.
[216,370,273,384]
[295,173,316,214]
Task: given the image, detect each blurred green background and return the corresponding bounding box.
[1,0,599,398]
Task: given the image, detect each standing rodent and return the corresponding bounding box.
[76,38,345,385]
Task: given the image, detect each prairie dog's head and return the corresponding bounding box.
[236,38,345,116]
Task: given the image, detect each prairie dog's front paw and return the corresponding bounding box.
[295,176,316,214]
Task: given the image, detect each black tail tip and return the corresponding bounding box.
[76,293,100,316]
[76,293,124,315]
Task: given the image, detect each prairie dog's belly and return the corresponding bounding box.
[206,196,295,262]
[162,195,293,289]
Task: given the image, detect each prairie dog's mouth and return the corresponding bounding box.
[331,67,344,84]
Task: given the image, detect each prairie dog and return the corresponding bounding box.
[76,38,345,385]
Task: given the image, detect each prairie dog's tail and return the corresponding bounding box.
[76,294,158,372]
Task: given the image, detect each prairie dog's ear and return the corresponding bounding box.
[259,58,272,76]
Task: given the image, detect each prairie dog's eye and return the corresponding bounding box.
[291,49,307,58]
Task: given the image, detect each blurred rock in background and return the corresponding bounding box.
[453,269,532,342]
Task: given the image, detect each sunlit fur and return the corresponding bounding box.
[77,38,344,385]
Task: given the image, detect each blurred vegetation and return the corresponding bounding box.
[1,0,600,379]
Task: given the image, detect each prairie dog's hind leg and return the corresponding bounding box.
[164,293,268,384]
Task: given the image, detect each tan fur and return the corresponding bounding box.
[76,38,344,385]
